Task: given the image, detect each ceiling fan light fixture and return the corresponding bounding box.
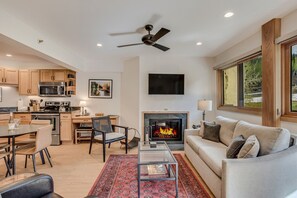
[196,42,202,46]
[224,12,234,18]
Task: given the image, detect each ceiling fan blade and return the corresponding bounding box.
[117,43,144,48]
[152,43,170,51]
[151,28,170,42]
[109,31,138,36]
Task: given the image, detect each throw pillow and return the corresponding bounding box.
[199,121,216,137]
[202,122,221,142]
[238,135,260,158]
[226,135,246,158]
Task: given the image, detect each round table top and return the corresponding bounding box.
[0,125,46,138]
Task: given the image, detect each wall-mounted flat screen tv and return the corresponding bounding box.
[148,74,184,95]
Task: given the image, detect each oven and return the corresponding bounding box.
[31,113,60,146]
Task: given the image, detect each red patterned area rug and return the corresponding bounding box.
[88,154,210,198]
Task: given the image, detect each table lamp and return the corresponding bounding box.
[79,101,86,116]
[197,100,212,121]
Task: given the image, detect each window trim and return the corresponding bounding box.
[216,53,262,115]
[281,38,297,122]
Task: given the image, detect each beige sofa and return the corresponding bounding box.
[184,116,297,198]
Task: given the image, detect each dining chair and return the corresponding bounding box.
[15,125,53,172]
[89,116,128,162]
[0,143,11,176]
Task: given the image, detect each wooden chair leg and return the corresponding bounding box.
[4,157,11,176]
[108,143,111,148]
[103,143,106,162]
[25,155,28,168]
[40,151,45,164]
[32,155,36,172]
[44,149,53,167]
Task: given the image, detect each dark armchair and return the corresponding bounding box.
[89,116,128,162]
[0,173,62,198]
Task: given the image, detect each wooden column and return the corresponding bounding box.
[261,19,281,126]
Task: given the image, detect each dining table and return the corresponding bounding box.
[0,124,45,175]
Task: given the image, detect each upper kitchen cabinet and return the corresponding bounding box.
[19,69,40,95]
[40,69,65,82]
[0,67,19,85]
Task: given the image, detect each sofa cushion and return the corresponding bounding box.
[186,135,223,154]
[202,122,221,142]
[216,116,239,146]
[226,135,246,158]
[238,135,260,158]
[198,142,227,178]
[233,121,290,156]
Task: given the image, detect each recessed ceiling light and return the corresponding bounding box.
[97,43,102,47]
[224,12,234,18]
[6,54,12,57]
[196,42,202,46]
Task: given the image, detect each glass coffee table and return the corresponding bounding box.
[137,141,178,197]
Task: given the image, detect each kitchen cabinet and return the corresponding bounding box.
[0,67,18,85]
[60,113,72,141]
[14,113,31,124]
[40,70,65,82]
[19,69,40,95]
[0,114,10,126]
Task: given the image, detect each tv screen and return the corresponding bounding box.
[148,74,184,95]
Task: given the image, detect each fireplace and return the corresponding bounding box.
[149,119,182,142]
[143,111,188,145]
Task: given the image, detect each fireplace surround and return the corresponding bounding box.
[143,111,189,146]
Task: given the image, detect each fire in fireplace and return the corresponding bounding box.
[149,119,182,142]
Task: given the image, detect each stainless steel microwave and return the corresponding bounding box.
[39,82,66,97]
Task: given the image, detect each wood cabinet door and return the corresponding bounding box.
[53,70,65,82]
[14,113,31,124]
[5,69,18,84]
[40,70,53,82]
[18,70,30,95]
[0,68,4,83]
[60,119,72,141]
[30,70,40,95]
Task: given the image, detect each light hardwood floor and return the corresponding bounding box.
[0,142,213,198]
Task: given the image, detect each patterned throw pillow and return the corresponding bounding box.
[226,135,246,158]
[202,122,221,142]
[238,135,260,158]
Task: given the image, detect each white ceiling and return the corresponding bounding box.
[1,0,297,68]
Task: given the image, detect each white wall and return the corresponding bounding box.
[213,8,297,132]
[121,57,140,130]
[0,71,122,116]
[139,56,216,128]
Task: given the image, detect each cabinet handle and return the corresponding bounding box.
[5,78,6,82]
[1,78,3,82]
[27,89,29,94]
[53,76,55,81]
[29,89,31,94]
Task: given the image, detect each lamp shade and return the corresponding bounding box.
[79,101,87,107]
[198,100,212,111]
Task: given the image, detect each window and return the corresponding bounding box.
[282,39,297,119]
[219,54,262,113]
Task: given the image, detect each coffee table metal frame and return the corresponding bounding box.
[137,141,178,197]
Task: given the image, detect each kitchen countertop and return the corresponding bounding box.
[0,107,80,114]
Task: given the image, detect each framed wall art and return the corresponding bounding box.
[88,79,113,99]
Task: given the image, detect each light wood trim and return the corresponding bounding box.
[216,70,223,108]
[217,106,262,116]
[261,18,281,127]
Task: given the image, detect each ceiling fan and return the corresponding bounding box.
[117,24,170,51]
